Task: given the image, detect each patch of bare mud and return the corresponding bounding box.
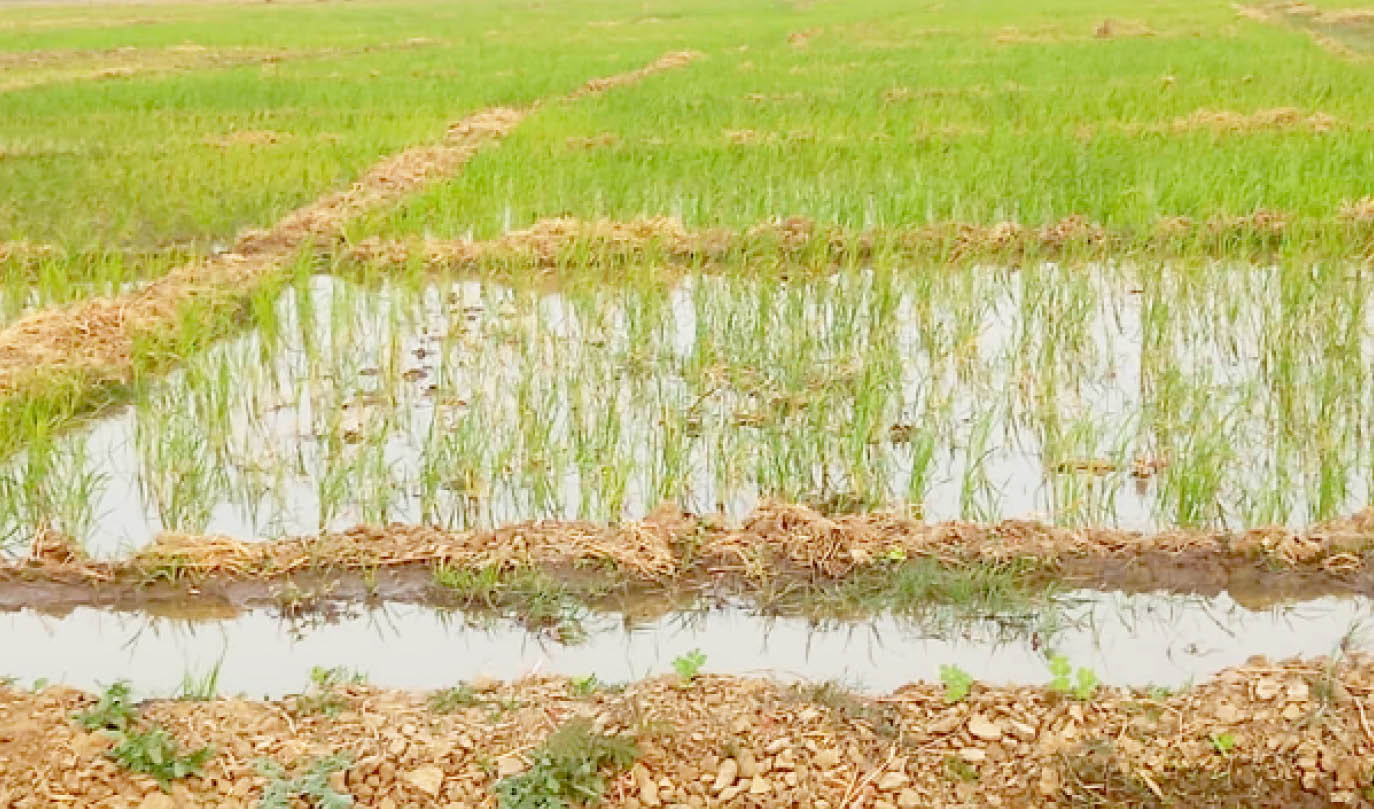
[3,657,1373,808]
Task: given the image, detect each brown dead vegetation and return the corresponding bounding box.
[0,240,62,264]
[1166,107,1339,134]
[0,38,448,93]
[202,129,293,148]
[1237,2,1374,59]
[1339,196,1374,222]
[7,503,1374,596]
[1075,108,1343,140]
[3,656,1373,808]
[343,206,1327,276]
[786,27,823,48]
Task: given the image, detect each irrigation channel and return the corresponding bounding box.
[6,592,1372,696]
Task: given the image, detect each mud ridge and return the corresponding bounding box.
[345,206,1370,275]
[5,503,1373,613]
[3,657,1373,808]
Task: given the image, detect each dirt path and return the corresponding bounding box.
[3,656,1372,808]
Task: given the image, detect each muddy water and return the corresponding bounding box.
[4,591,1370,695]
[4,265,1373,557]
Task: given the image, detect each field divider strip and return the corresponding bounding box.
[5,656,1373,808]
[9,501,1373,596]
[0,50,701,412]
[341,207,1374,272]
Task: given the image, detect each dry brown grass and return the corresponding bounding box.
[1339,196,1374,222]
[0,240,62,264]
[786,27,823,48]
[11,502,1374,589]
[342,206,1328,275]
[0,39,447,94]
[1236,2,1374,59]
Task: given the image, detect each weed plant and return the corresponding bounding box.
[493,718,638,809]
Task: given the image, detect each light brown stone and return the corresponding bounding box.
[404,765,443,797]
[967,714,1003,741]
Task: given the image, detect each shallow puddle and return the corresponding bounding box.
[4,591,1370,695]
[4,263,1373,556]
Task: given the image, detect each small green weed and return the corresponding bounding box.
[569,675,601,697]
[1047,655,1099,701]
[672,649,706,685]
[939,664,973,703]
[944,755,979,782]
[257,753,354,809]
[108,727,214,790]
[494,718,638,809]
[75,680,137,732]
[1210,732,1237,756]
[293,667,366,718]
[429,685,480,713]
[177,659,224,701]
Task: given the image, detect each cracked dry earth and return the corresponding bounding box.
[3,657,1374,808]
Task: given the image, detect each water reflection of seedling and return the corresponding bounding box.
[672,649,706,684]
[257,753,354,809]
[1047,654,1099,700]
[940,665,973,703]
[431,564,589,641]
[493,718,638,809]
[274,581,339,619]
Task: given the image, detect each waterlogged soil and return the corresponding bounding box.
[4,657,1374,809]
[5,262,1373,558]
[4,589,1372,695]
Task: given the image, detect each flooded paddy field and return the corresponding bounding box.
[4,263,1373,557]
[7,0,1374,805]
